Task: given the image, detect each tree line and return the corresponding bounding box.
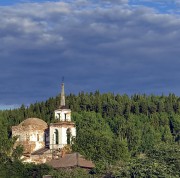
[0,91,180,177]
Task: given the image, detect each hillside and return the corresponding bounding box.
[0,92,180,177]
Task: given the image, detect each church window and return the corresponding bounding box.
[55,129,59,145]
[66,128,71,145]
[37,134,39,141]
[44,133,46,142]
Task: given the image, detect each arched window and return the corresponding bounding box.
[44,133,47,142]
[55,129,59,145]
[66,128,71,145]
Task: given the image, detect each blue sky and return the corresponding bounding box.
[0,0,180,109]
[0,0,53,5]
[129,0,180,14]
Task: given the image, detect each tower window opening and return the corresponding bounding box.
[55,129,59,145]
[66,128,71,145]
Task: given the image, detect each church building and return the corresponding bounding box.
[12,83,76,155]
[11,83,94,169]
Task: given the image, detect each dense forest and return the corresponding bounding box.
[0,91,180,177]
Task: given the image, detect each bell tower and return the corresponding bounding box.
[49,82,76,150]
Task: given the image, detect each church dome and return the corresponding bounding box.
[19,118,48,129]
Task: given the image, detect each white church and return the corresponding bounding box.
[12,83,76,157]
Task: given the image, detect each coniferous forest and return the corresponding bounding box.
[0,91,180,177]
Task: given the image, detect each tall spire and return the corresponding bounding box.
[60,82,65,107]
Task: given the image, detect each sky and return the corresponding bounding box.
[0,0,180,109]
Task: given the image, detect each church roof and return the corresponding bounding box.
[48,152,95,169]
[19,118,48,129]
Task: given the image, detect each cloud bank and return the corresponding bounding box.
[0,0,180,106]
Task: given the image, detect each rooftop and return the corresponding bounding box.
[48,152,95,169]
[19,118,48,129]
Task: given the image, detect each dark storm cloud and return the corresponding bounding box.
[0,1,180,107]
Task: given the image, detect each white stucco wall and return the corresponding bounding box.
[49,125,76,150]
[71,127,76,138]
[61,127,67,145]
[54,109,71,121]
[13,130,44,142]
[49,126,63,149]
[12,128,46,153]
